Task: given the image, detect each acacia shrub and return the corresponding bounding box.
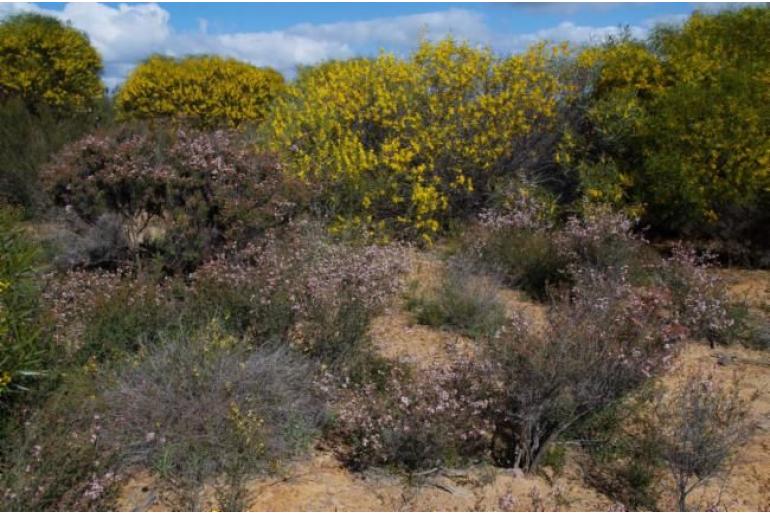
[0,14,103,110]
[116,55,284,128]
[561,6,770,259]
[269,38,564,243]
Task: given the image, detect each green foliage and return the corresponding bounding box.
[0,13,103,110]
[539,443,567,475]
[0,373,115,511]
[116,55,284,128]
[563,6,770,251]
[0,208,45,402]
[576,400,663,511]
[0,97,110,213]
[405,267,506,338]
[78,278,173,363]
[477,228,568,300]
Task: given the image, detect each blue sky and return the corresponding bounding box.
[0,2,748,88]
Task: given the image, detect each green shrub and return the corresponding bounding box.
[743,312,770,350]
[405,267,506,338]
[0,208,46,404]
[0,373,116,511]
[563,6,770,256]
[0,98,109,214]
[539,444,567,475]
[78,278,175,363]
[576,400,663,511]
[477,228,568,300]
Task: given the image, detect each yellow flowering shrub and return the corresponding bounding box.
[578,40,666,98]
[269,39,564,242]
[0,14,103,110]
[116,55,285,127]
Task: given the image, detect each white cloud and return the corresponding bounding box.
[505,21,647,52]
[288,9,490,48]
[60,3,170,62]
[0,2,705,88]
[216,32,353,68]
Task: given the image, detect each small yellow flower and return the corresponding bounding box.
[0,371,12,389]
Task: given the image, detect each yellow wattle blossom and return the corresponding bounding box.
[0,13,103,110]
[268,38,562,242]
[116,55,284,128]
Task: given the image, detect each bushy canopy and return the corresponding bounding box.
[269,39,565,242]
[0,14,103,110]
[115,55,285,128]
[564,6,770,241]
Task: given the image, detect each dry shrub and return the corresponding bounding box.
[100,324,325,507]
[651,369,752,511]
[43,213,130,271]
[485,267,676,471]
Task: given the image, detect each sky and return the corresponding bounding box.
[0,2,753,89]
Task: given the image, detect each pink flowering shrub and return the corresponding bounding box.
[189,221,409,365]
[470,190,567,299]
[331,265,680,473]
[470,199,644,299]
[43,124,308,272]
[42,268,175,363]
[658,244,735,343]
[484,267,677,470]
[328,354,497,470]
[557,204,644,274]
